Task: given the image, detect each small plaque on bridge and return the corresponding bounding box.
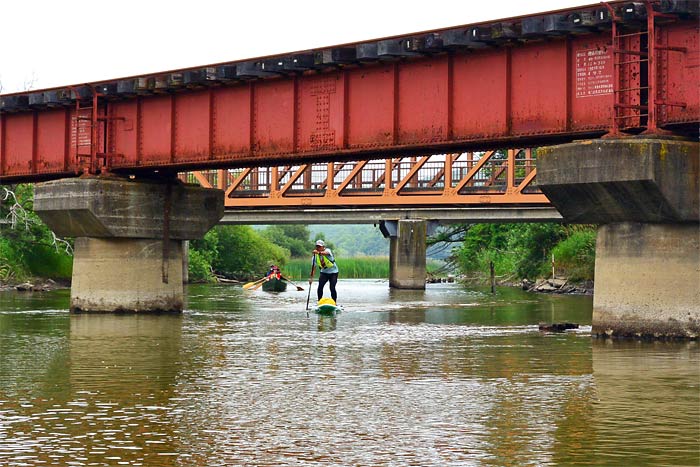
[575,48,613,98]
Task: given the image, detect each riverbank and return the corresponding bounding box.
[522,278,594,295]
[460,275,593,296]
[0,277,70,292]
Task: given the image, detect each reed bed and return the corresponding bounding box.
[284,256,389,279]
[282,256,444,280]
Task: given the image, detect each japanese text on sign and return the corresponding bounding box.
[575,48,613,98]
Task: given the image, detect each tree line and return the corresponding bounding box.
[0,184,596,285]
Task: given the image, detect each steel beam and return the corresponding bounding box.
[219,207,562,225]
[0,3,697,182]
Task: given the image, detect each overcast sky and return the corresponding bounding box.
[1,0,595,93]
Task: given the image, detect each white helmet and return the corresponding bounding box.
[315,240,325,247]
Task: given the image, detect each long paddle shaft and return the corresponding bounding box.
[306,259,316,316]
[281,275,304,291]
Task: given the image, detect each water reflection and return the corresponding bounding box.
[591,339,700,466]
[0,281,697,466]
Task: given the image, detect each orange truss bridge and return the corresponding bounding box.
[181,148,563,224]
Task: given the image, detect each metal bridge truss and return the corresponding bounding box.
[181,148,548,209]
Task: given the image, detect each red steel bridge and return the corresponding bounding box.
[1,0,698,212]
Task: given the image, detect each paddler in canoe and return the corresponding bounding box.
[307,240,341,313]
[243,265,304,292]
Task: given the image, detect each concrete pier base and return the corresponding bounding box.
[387,219,427,289]
[72,238,183,313]
[593,223,700,339]
[539,138,700,339]
[34,177,223,313]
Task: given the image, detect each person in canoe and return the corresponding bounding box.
[264,265,306,292]
[309,240,339,303]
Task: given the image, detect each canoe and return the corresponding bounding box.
[314,304,342,315]
[262,277,287,292]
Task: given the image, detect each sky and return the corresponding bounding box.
[0,0,595,93]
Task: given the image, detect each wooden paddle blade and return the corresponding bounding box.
[243,277,266,290]
[249,281,266,291]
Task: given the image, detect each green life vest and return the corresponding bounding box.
[314,252,335,269]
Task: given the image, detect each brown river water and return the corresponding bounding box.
[0,279,698,466]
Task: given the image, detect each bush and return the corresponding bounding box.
[188,249,215,283]
[551,229,596,281]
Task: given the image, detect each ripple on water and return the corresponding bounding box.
[0,281,697,466]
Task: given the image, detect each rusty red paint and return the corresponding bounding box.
[0,15,698,182]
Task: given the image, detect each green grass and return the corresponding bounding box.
[283,256,444,280]
[284,256,389,279]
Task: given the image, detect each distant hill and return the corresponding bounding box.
[308,224,388,257]
[254,223,451,260]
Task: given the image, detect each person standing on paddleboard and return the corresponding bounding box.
[310,240,339,303]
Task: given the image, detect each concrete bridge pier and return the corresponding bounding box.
[380,219,431,289]
[539,138,700,339]
[34,177,223,313]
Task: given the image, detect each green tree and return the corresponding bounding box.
[0,184,73,282]
[214,225,287,278]
[261,225,314,257]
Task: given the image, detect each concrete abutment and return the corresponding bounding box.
[381,219,428,290]
[34,177,224,313]
[539,138,700,339]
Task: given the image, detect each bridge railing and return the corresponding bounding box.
[180,148,549,208]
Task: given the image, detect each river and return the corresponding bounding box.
[0,280,698,466]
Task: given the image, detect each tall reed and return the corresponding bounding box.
[283,256,444,279]
[284,256,389,279]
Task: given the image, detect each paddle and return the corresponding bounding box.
[281,275,304,291]
[306,259,316,317]
[242,277,267,290]
[248,279,268,291]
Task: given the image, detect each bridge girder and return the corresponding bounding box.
[0,1,698,182]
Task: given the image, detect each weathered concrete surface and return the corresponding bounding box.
[71,238,184,313]
[33,177,224,313]
[593,223,700,339]
[537,138,699,223]
[389,219,427,289]
[34,177,224,239]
